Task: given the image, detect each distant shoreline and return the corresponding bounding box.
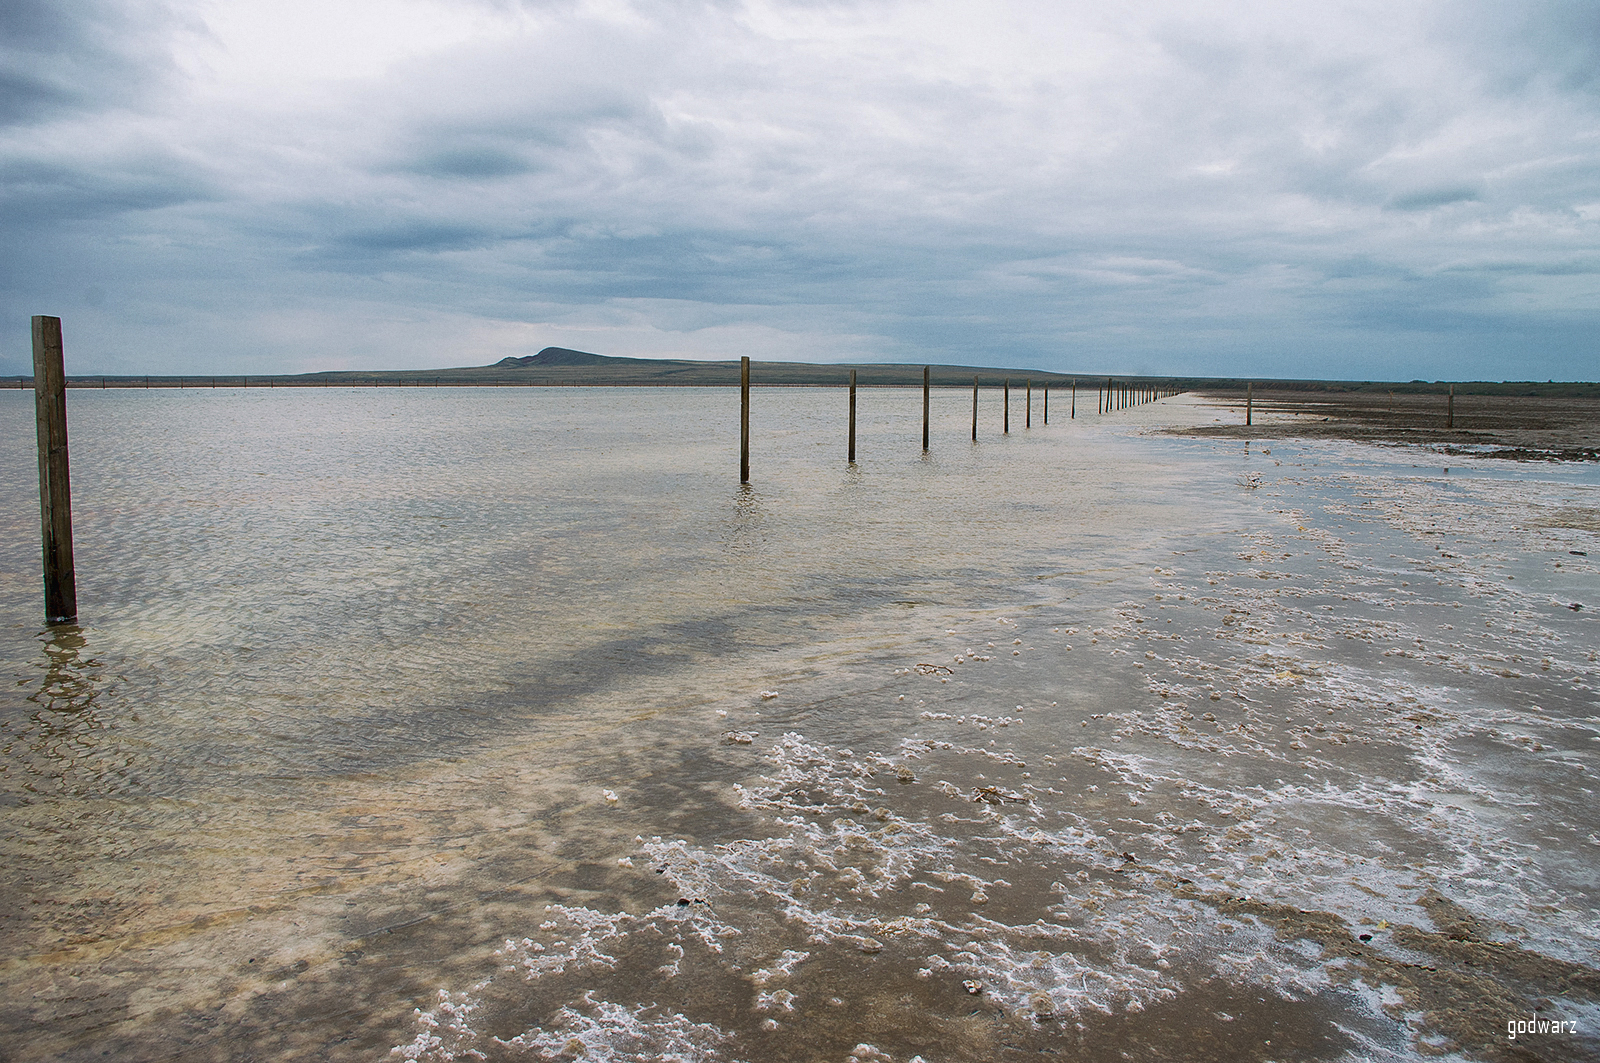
[4,344,1597,397]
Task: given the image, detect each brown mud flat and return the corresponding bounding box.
[1177,392,1600,462]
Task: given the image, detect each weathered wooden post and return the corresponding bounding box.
[971,376,978,441]
[1043,383,1049,425]
[1246,381,1253,427]
[1447,383,1454,429]
[1003,379,1010,433]
[1025,379,1032,428]
[740,356,750,483]
[1071,379,1076,419]
[32,317,77,624]
[922,365,930,451]
[848,369,857,463]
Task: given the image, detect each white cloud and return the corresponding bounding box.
[3,0,1598,378]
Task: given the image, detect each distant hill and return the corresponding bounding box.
[455,349,1088,387]
[32,345,1600,394]
[494,347,669,368]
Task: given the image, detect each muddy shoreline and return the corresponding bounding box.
[1176,392,1600,462]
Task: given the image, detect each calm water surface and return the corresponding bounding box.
[1,388,1595,1062]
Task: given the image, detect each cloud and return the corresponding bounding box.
[1,0,1597,380]
[0,0,189,127]
[400,146,534,178]
[1386,186,1482,211]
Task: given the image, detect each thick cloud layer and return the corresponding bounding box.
[2,0,1597,377]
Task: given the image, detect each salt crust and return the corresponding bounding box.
[392,448,1598,1061]
[395,733,1336,1060]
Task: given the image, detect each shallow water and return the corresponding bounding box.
[0,387,1595,1062]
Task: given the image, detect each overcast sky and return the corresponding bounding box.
[3,0,1597,379]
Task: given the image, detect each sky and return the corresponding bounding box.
[2,0,1597,380]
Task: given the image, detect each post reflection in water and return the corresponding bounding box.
[10,625,114,797]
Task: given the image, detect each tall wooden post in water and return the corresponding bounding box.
[1003,379,1010,433]
[1447,384,1454,429]
[1043,384,1048,425]
[1246,382,1253,427]
[971,377,978,441]
[740,356,750,483]
[32,316,77,624]
[848,369,857,463]
[1025,380,1032,429]
[922,365,930,451]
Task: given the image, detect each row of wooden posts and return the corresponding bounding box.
[737,356,1176,482]
[26,316,1176,624]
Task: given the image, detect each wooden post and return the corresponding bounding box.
[922,365,930,451]
[32,317,77,624]
[1246,382,1253,427]
[1447,384,1454,429]
[1071,379,1076,419]
[1043,384,1048,425]
[971,376,978,442]
[740,356,750,483]
[1003,379,1010,433]
[1025,380,1031,428]
[848,369,857,463]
